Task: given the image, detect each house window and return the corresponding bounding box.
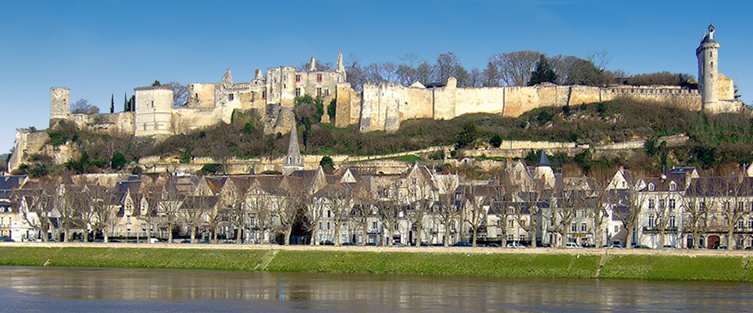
[283,84,287,89]
[507,235,514,241]
[580,223,587,232]
[747,219,753,229]
[327,210,331,218]
[669,199,676,210]
[614,225,619,233]
[669,215,676,228]
[327,222,330,230]
[648,214,655,227]
[571,223,577,232]
[316,88,322,97]
[659,199,665,209]
[295,88,301,97]
[648,183,655,191]
[295,75,301,82]
[669,182,676,191]
[738,202,745,211]
[372,222,378,229]
[648,198,655,209]
[581,210,587,218]
[324,88,330,96]
[319,222,322,229]
[738,220,745,229]
[228,93,234,101]
[317,74,322,82]
[508,220,514,228]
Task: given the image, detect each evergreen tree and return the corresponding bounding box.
[123,93,128,112]
[110,94,114,113]
[528,55,557,86]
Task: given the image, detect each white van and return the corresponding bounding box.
[566,242,582,248]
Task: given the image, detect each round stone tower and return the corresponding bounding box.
[696,24,720,111]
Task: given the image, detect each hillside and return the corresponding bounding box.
[14,98,753,177]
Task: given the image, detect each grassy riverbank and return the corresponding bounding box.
[0,246,751,282]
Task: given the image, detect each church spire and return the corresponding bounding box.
[283,122,304,175]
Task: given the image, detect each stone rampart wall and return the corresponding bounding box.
[357,82,706,132]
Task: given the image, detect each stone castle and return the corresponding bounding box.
[9,25,742,171]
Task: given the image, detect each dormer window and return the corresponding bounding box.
[669,182,677,191]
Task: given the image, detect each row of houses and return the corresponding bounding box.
[4,150,753,249]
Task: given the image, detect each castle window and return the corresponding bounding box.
[262,91,266,100]
[324,88,330,97]
[295,88,301,97]
[295,75,301,82]
[316,88,322,97]
[228,93,234,101]
[710,62,714,69]
[317,74,322,82]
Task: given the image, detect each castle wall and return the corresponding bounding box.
[172,107,221,134]
[8,129,49,172]
[453,87,505,116]
[402,86,433,120]
[432,78,457,120]
[70,112,135,135]
[716,73,735,101]
[187,83,217,108]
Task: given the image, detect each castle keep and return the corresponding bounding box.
[9,25,742,171]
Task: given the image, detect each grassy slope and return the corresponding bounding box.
[1,247,752,282]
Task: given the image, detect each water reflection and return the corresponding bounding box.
[0,267,752,312]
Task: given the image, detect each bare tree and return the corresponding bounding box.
[320,184,354,246]
[436,179,461,247]
[612,179,649,249]
[490,50,542,86]
[58,184,83,242]
[407,183,433,246]
[274,179,306,245]
[246,186,275,244]
[90,185,119,243]
[684,178,714,249]
[717,176,752,250]
[462,184,490,247]
[71,99,99,114]
[163,82,188,107]
[16,182,57,242]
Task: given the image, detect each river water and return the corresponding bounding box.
[0,267,751,312]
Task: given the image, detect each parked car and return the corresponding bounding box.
[663,245,677,249]
[507,242,526,248]
[453,241,472,247]
[565,242,582,248]
[486,243,500,247]
[631,244,651,249]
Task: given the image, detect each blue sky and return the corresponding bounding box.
[0,0,750,153]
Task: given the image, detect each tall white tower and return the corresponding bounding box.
[696,24,720,112]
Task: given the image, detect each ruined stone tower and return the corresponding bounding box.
[50,87,70,123]
[697,24,720,111]
[133,85,174,136]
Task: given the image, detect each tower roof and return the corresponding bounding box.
[538,149,551,167]
[701,24,717,44]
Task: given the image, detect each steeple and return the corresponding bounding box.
[283,122,304,175]
[534,149,555,189]
[537,149,551,167]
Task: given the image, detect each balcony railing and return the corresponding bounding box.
[643,226,679,232]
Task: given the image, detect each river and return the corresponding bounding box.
[0,267,750,312]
